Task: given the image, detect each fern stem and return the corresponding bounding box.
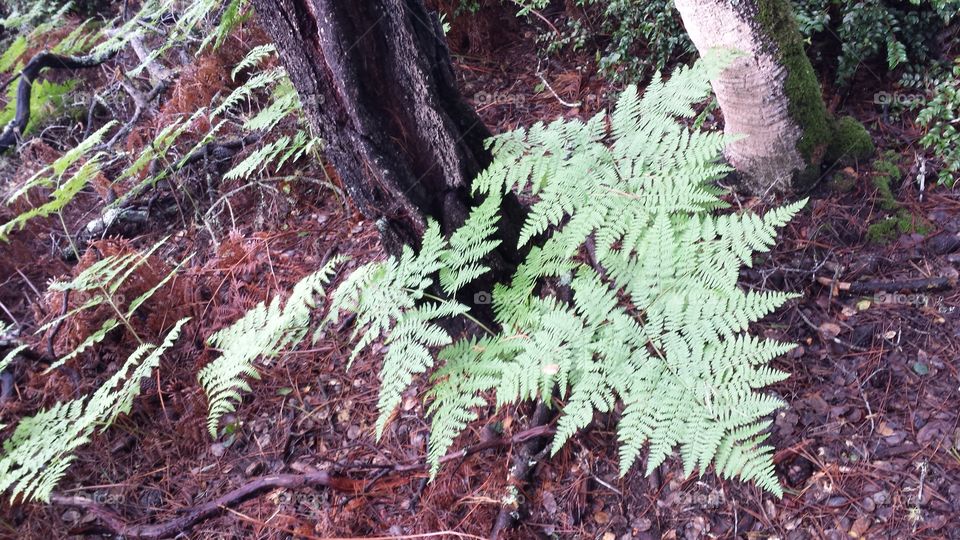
[99,287,142,344]
[418,291,496,336]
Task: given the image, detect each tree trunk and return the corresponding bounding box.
[674,0,873,195]
[250,0,523,259]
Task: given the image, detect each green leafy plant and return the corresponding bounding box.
[0,121,115,241]
[203,54,804,495]
[917,59,960,186]
[516,0,694,83]
[794,0,959,85]
[0,240,190,502]
[0,319,188,502]
[198,255,344,437]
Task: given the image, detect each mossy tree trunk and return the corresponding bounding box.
[674,0,873,195]
[250,0,523,265]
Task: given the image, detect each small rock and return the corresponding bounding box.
[245,461,264,476]
[346,424,361,440]
[825,496,848,508]
[632,517,652,532]
[860,496,876,512]
[849,516,871,538]
[602,533,615,540]
[819,322,842,339]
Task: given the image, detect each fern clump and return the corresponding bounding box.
[324,53,804,494]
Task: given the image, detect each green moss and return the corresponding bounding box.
[866,208,932,244]
[754,0,834,188]
[826,116,874,163]
[871,150,902,210]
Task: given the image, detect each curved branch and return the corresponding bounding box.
[48,425,555,539]
[51,471,332,539]
[0,50,117,153]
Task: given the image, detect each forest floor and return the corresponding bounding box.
[2,6,960,540]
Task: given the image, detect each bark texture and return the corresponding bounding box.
[674,0,872,195]
[251,0,522,257]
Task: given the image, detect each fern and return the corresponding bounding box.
[0,319,189,503]
[191,53,801,494]
[198,256,345,437]
[323,53,803,495]
[231,44,276,80]
[1,122,116,240]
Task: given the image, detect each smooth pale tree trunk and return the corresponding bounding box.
[674,0,873,195]
[250,0,524,264]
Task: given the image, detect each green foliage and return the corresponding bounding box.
[39,238,182,370]
[0,319,189,503]
[871,150,902,210]
[94,0,247,73]
[515,0,694,83]
[198,256,345,437]
[866,208,932,243]
[825,116,875,163]
[0,121,115,240]
[917,59,960,186]
[0,79,79,136]
[324,54,803,494]
[217,48,320,181]
[794,0,959,85]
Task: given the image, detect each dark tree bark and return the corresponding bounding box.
[251,0,523,261]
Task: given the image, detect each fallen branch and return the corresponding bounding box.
[49,424,555,539]
[70,133,264,257]
[489,402,555,539]
[51,471,332,539]
[0,50,116,153]
[816,273,956,296]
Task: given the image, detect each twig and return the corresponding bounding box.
[816,275,955,296]
[101,75,175,150]
[795,307,869,352]
[49,424,554,539]
[46,290,70,359]
[489,402,555,539]
[536,72,581,108]
[51,472,333,539]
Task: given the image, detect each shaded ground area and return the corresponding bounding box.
[1,5,959,540]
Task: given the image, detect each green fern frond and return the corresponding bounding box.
[232,44,277,80]
[198,256,345,437]
[0,319,188,503]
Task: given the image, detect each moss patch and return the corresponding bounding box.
[753,0,834,189]
[866,208,932,244]
[871,150,902,210]
[826,116,874,163]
